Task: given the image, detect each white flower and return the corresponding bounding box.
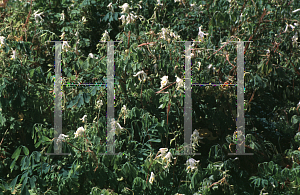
[197,61,201,71]
[74,127,85,138]
[157,0,163,6]
[174,0,181,2]
[190,130,204,144]
[56,134,69,145]
[162,151,173,163]
[123,13,137,25]
[60,32,65,40]
[121,105,126,113]
[110,118,124,136]
[82,16,87,23]
[292,8,300,13]
[156,148,168,159]
[88,53,94,58]
[149,172,155,184]
[107,2,114,12]
[297,101,300,107]
[176,76,184,90]
[284,23,295,32]
[266,49,270,54]
[160,28,168,40]
[119,15,126,25]
[96,100,103,109]
[101,30,110,41]
[160,76,168,89]
[186,158,200,173]
[292,32,298,43]
[33,9,44,23]
[198,26,208,42]
[190,3,196,7]
[60,12,65,21]
[119,3,130,14]
[10,49,16,60]
[0,36,5,48]
[207,64,213,69]
[79,115,87,123]
[62,41,70,52]
[75,31,79,37]
[133,70,147,82]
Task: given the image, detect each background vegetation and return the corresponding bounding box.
[0,0,300,194]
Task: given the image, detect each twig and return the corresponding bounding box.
[146,152,160,184]
[248,89,256,104]
[0,128,9,148]
[155,81,177,94]
[244,8,268,55]
[208,175,228,188]
[207,36,235,60]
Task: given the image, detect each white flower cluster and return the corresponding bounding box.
[101,30,110,41]
[160,76,168,89]
[158,28,181,41]
[33,10,44,24]
[110,118,124,136]
[119,13,138,25]
[0,36,5,48]
[155,148,175,168]
[284,23,295,32]
[95,100,103,109]
[133,70,147,82]
[186,158,200,173]
[176,76,184,90]
[74,126,85,138]
[197,26,209,42]
[190,130,204,151]
[119,3,130,14]
[56,134,69,145]
[62,41,71,52]
[118,3,145,26]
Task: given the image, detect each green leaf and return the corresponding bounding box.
[77,94,84,108]
[291,115,300,125]
[10,175,19,193]
[29,176,36,190]
[146,139,161,143]
[22,146,29,156]
[114,12,118,21]
[29,69,34,78]
[83,93,90,103]
[21,182,30,195]
[91,86,97,96]
[103,13,109,22]
[12,147,22,160]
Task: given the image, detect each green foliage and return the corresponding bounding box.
[0,0,299,194]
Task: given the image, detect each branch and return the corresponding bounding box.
[155,81,177,94]
[207,36,235,60]
[244,8,268,55]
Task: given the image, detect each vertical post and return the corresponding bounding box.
[54,41,62,154]
[46,41,70,156]
[228,41,253,155]
[184,41,193,155]
[106,41,115,155]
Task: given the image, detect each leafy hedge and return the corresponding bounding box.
[0,0,300,194]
